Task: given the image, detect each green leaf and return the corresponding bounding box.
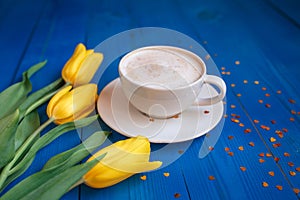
[43,131,109,171]
[0,154,105,200]
[0,61,47,119]
[15,110,40,151]
[0,157,34,194]
[0,110,19,168]
[9,115,99,175]
[18,78,64,119]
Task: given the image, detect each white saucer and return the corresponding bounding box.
[97,78,224,143]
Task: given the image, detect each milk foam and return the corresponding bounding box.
[121,49,202,89]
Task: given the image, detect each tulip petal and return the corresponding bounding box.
[83,136,162,188]
[86,49,94,55]
[73,53,103,86]
[84,164,134,188]
[51,84,97,124]
[62,43,87,83]
[46,86,72,118]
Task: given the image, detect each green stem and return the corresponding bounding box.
[24,82,70,117]
[69,178,84,191]
[0,118,54,189]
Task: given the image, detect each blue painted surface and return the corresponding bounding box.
[0,0,299,199]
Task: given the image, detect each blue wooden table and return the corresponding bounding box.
[0,0,299,199]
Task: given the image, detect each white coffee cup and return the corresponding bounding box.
[119,46,226,119]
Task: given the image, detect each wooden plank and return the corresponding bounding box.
[0,0,44,91]
[175,0,300,199]
[267,0,300,25]
[0,0,89,200]
[82,0,299,199]
[80,0,191,199]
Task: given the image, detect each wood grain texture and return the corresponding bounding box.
[0,0,299,199]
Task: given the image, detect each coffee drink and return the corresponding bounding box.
[119,46,226,118]
[120,49,202,89]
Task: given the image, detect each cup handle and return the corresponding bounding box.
[194,75,226,106]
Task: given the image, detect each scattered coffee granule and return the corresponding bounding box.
[291,110,296,115]
[231,83,236,87]
[244,128,251,133]
[238,146,244,151]
[288,162,294,167]
[226,72,231,75]
[276,90,282,94]
[258,153,264,157]
[224,114,228,118]
[230,104,236,109]
[140,175,147,181]
[237,93,242,97]
[262,182,269,187]
[178,150,184,154]
[268,171,275,176]
[265,104,271,108]
[293,188,300,194]
[275,130,284,138]
[205,54,211,60]
[228,152,234,156]
[260,125,270,131]
[243,80,248,84]
[259,158,265,163]
[254,81,259,85]
[174,193,181,198]
[296,167,300,172]
[231,118,240,123]
[228,135,234,140]
[173,114,179,119]
[266,153,272,157]
[274,157,280,163]
[275,185,283,191]
[288,99,296,104]
[269,137,276,142]
[208,146,214,151]
[221,67,225,71]
[240,166,246,172]
[265,93,270,97]
[204,110,210,114]
[230,113,240,118]
[258,99,263,104]
[298,111,300,115]
[222,71,226,75]
[272,143,281,148]
[270,120,276,124]
[290,117,295,122]
[239,123,244,127]
[262,87,267,91]
[283,152,290,157]
[282,128,288,133]
[225,147,230,152]
[235,60,240,65]
[253,119,259,124]
[163,172,170,177]
[289,171,296,176]
[249,142,255,147]
[208,175,215,180]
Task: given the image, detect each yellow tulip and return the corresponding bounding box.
[83,136,162,188]
[62,43,103,86]
[46,84,98,124]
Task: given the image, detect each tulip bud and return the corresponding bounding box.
[46,84,98,124]
[62,43,103,86]
[83,136,162,188]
